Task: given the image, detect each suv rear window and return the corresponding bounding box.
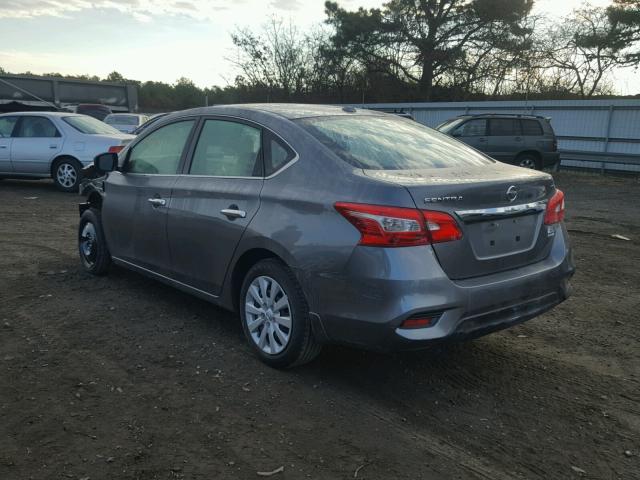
[521,119,544,136]
[297,115,491,170]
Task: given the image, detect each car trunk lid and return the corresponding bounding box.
[364,163,557,280]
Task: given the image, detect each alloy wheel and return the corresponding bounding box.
[80,222,97,267]
[244,276,292,355]
[57,163,77,188]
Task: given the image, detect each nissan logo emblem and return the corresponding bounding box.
[506,185,518,202]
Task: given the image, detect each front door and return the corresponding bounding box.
[0,116,18,173]
[168,118,264,295]
[10,116,62,174]
[452,118,488,153]
[102,119,196,275]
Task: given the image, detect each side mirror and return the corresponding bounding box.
[451,131,462,137]
[94,152,118,173]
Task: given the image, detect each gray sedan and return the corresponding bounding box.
[78,104,574,368]
[0,112,133,191]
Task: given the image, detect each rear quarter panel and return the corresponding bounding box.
[219,118,416,313]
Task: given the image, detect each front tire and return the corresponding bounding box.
[78,208,111,275]
[52,157,82,192]
[240,259,321,368]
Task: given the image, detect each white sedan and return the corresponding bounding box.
[0,112,133,191]
[104,113,150,134]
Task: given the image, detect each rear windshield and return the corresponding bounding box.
[297,115,492,170]
[63,116,121,135]
[105,115,139,126]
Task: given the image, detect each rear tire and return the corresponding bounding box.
[52,157,82,192]
[517,153,541,170]
[240,259,321,368]
[78,208,111,275]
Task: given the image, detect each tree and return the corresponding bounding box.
[106,71,125,83]
[324,0,534,100]
[542,6,632,98]
[608,0,640,64]
[230,18,312,100]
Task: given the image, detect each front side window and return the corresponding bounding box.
[489,118,522,136]
[189,120,262,177]
[0,116,18,138]
[455,119,487,137]
[298,115,491,170]
[127,120,194,174]
[16,117,60,138]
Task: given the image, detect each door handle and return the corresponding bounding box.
[49,145,58,149]
[148,198,167,207]
[478,138,486,143]
[0,145,7,149]
[221,207,246,219]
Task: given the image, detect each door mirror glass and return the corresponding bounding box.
[94,152,118,173]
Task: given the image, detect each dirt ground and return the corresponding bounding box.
[0,172,638,480]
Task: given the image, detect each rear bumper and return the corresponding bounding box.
[307,223,574,352]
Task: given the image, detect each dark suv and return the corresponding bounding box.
[437,114,559,170]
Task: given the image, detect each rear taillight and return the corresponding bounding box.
[552,138,558,152]
[108,145,124,154]
[334,202,462,247]
[423,210,464,244]
[544,189,565,225]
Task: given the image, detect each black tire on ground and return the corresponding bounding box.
[52,157,83,192]
[78,208,111,275]
[516,153,541,170]
[239,258,322,368]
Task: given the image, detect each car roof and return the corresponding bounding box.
[173,103,385,121]
[0,111,82,118]
[458,113,546,120]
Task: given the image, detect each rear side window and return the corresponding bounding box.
[189,120,262,177]
[521,119,544,136]
[15,117,60,138]
[455,119,486,137]
[127,120,194,174]
[264,133,295,176]
[0,116,18,138]
[297,115,491,170]
[489,118,522,136]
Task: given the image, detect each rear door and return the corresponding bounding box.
[521,118,547,151]
[10,116,62,174]
[487,118,523,163]
[167,117,264,295]
[102,119,197,275]
[451,118,488,153]
[0,116,18,173]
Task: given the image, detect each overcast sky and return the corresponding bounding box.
[0,0,636,94]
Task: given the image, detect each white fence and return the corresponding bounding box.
[356,99,640,173]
